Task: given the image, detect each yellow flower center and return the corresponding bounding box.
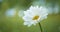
[32,16,39,20]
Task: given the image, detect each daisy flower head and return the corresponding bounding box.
[23,6,48,27]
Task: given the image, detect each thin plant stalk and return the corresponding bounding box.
[39,22,43,32]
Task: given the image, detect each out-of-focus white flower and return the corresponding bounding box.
[23,6,48,27]
[5,8,16,17]
[18,11,24,17]
[0,0,3,2]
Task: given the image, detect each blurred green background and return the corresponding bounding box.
[0,0,60,32]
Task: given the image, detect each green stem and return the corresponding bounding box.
[39,22,43,32]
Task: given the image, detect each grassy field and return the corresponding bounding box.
[0,14,60,32]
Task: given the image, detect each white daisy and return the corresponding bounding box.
[23,6,48,27]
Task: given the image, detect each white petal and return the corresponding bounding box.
[40,15,47,21]
[24,10,34,16]
[23,15,32,21]
[27,24,32,27]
